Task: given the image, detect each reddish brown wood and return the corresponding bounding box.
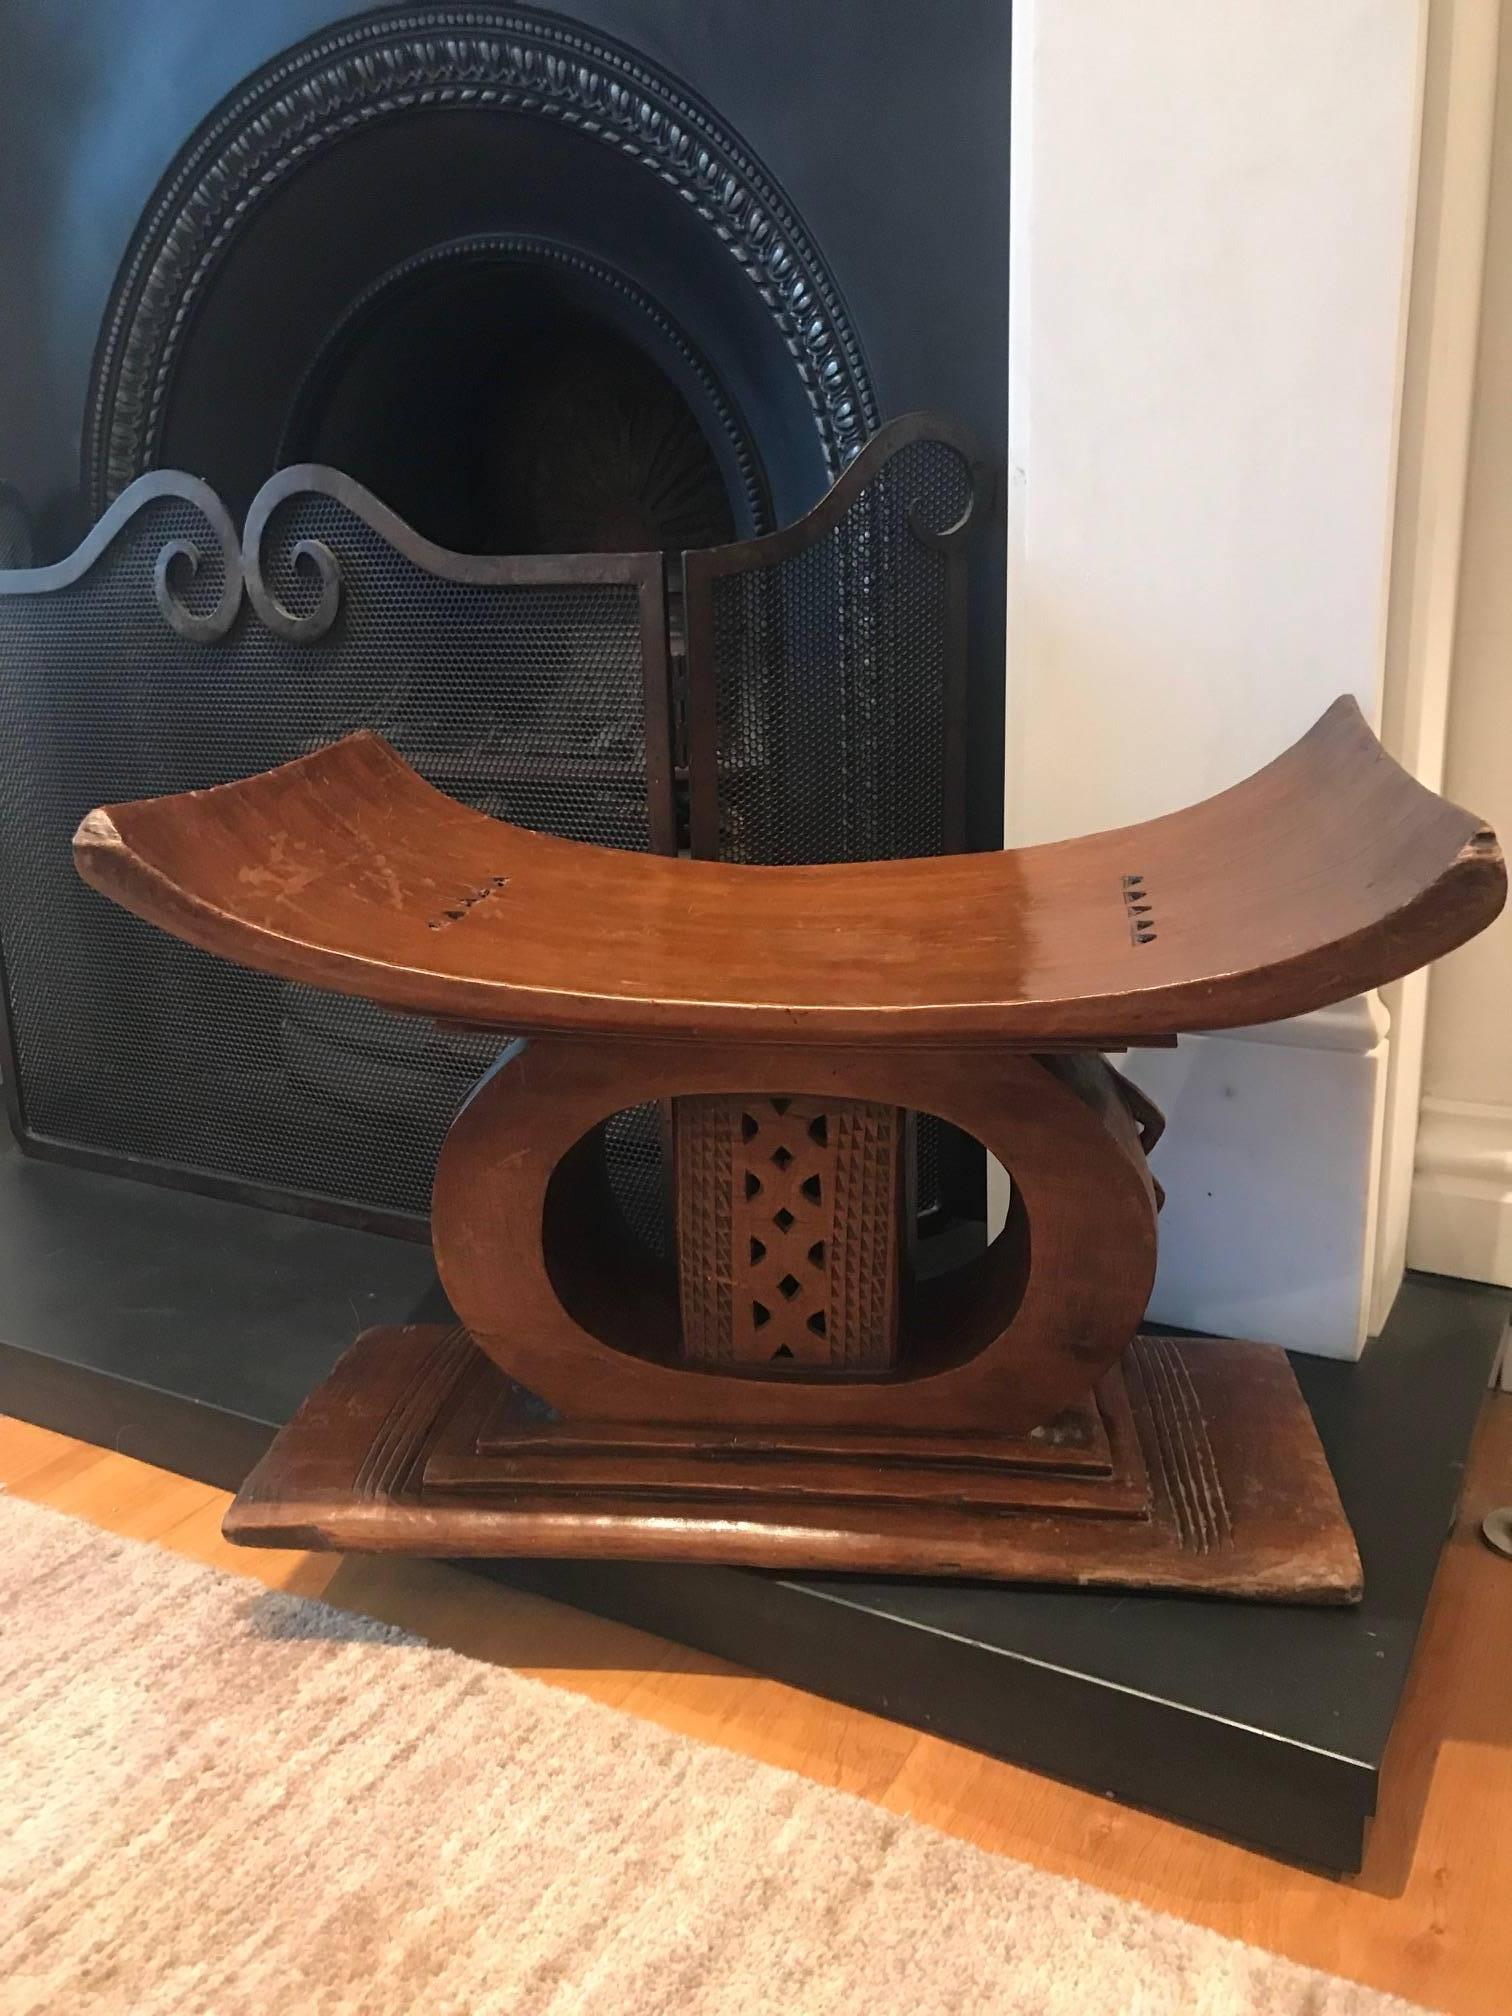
[222,1323,1362,1602]
[466,1386,1122,1475]
[429,1039,1156,1439]
[72,697,1506,1048]
[422,1336,1151,1517]
[674,1093,904,1369]
[69,698,1504,1596]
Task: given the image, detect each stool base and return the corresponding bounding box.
[224,1323,1362,1602]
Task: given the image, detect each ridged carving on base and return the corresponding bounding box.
[353,1325,476,1503]
[1128,1336,1233,1553]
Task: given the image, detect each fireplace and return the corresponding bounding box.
[284,242,743,557]
[0,1,1010,1234]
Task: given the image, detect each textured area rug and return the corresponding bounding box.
[0,1493,1426,2016]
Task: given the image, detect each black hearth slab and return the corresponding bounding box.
[486,1277,1507,1871]
[0,1138,1503,1870]
[0,1140,439,1469]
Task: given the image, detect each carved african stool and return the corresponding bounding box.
[73,697,1505,1599]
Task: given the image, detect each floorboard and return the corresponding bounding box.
[3,1396,1508,2016]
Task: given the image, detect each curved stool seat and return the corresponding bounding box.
[73,696,1504,1047]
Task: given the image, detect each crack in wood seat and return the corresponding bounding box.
[72,696,1504,1048]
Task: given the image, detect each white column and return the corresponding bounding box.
[1410,0,1512,1291]
[1379,0,1503,1314]
[1127,1000,1390,1359]
[1005,1,1434,1354]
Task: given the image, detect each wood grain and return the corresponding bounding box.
[220,1323,1362,1598]
[62,693,1504,1599]
[71,696,1505,1047]
[429,1041,1157,1439]
[4,1400,1508,2015]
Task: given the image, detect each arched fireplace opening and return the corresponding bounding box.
[85,15,875,539]
[282,241,746,558]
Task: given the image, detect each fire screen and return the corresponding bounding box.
[0,419,989,1235]
[0,468,669,1228]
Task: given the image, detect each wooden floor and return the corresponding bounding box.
[4,1395,1509,2016]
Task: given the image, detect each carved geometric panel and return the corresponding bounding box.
[674,1094,903,1370]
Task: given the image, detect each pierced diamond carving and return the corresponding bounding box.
[674,1092,904,1369]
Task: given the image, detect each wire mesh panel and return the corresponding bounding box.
[0,428,990,1243]
[0,469,670,1227]
[685,418,988,866]
[683,417,991,1219]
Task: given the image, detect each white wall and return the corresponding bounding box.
[1411,1,1512,1287]
[1006,1,1430,1354]
[1375,0,1502,1326]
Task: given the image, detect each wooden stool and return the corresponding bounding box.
[74,697,1505,1600]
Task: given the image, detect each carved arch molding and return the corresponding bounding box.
[84,7,879,511]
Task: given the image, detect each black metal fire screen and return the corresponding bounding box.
[0,417,989,1234]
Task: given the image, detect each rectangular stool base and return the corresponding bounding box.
[224,1324,1362,1602]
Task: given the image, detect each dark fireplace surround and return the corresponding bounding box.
[85,22,873,550]
[4,2,1009,659]
[0,2,1010,1235]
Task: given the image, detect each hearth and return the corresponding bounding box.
[286,238,743,557]
[0,2,1011,1234]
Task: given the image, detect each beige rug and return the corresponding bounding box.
[0,1493,1426,2016]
